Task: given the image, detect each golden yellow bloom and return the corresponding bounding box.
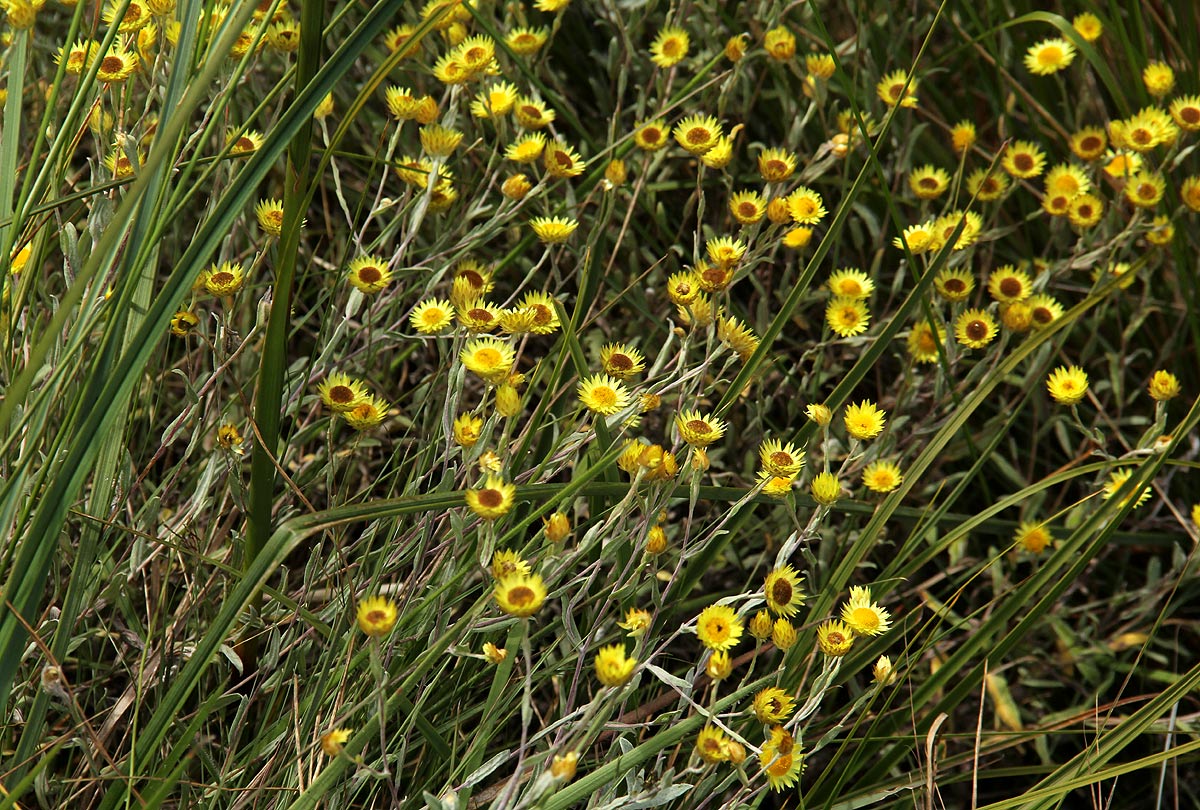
[816,619,854,656]
[844,400,886,440]
[649,25,688,68]
[786,186,826,225]
[806,52,836,79]
[513,96,555,129]
[695,725,730,764]
[840,585,892,636]
[986,265,1032,304]
[1002,140,1046,178]
[96,45,140,82]
[501,173,532,199]
[826,296,870,337]
[506,26,548,55]
[1102,469,1151,510]
[202,261,245,297]
[529,216,578,243]
[760,726,804,791]
[1014,521,1053,554]
[763,565,804,617]
[675,410,726,448]
[806,403,832,426]
[466,475,516,521]
[1169,95,1200,132]
[645,523,667,554]
[907,321,944,364]
[320,728,352,756]
[453,412,483,447]
[543,140,586,178]
[1180,176,1200,213]
[1024,38,1075,75]
[604,159,626,187]
[706,649,733,680]
[752,687,796,724]
[729,190,767,224]
[696,604,742,651]
[862,459,903,493]
[599,343,645,380]
[955,308,998,350]
[1072,12,1102,42]
[343,394,388,430]
[757,147,796,182]
[578,374,631,416]
[876,69,918,108]
[771,618,797,650]
[1142,61,1175,97]
[410,299,454,334]
[758,439,804,478]
[749,609,773,640]
[1148,370,1181,401]
[909,164,950,199]
[347,255,392,294]
[491,549,530,580]
[170,310,199,336]
[763,26,795,60]
[633,119,670,151]
[757,471,796,499]
[482,642,507,664]
[494,572,546,617]
[594,643,636,687]
[1125,171,1165,208]
[673,114,722,155]
[873,656,897,684]
[550,752,578,782]
[950,120,976,154]
[357,595,398,637]
[1069,126,1107,161]
[1046,365,1088,405]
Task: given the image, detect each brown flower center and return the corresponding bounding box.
[966,320,987,340]
[477,488,503,508]
[770,451,793,466]
[1080,135,1101,152]
[686,419,710,434]
[358,266,382,284]
[608,354,632,370]
[943,278,966,294]
[329,385,354,403]
[919,177,938,189]
[366,609,387,624]
[101,55,124,73]
[1014,154,1034,172]
[1180,107,1200,125]
[999,277,1022,298]
[509,586,534,606]
[771,580,793,605]
[686,127,709,145]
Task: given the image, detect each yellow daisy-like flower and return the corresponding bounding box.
[757,147,797,182]
[318,374,368,414]
[633,119,670,151]
[577,374,631,416]
[1180,177,1200,213]
[494,572,546,617]
[760,726,804,791]
[169,310,199,336]
[203,260,246,297]
[986,265,1033,304]
[673,410,725,447]
[1169,94,1200,132]
[955,308,997,350]
[594,643,636,687]
[673,114,722,155]
[419,124,463,158]
[1028,294,1063,329]
[810,471,842,506]
[1073,12,1103,42]
[764,26,796,61]
[1046,365,1088,405]
[748,609,773,641]
[706,235,746,268]
[1142,61,1175,98]
[457,299,502,333]
[758,439,804,478]
[763,564,804,617]
[700,136,733,169]
[513,96,555,129]
[514,291,559,334]
[1069,127,1108,161]
[1102,469,1151,509]
[757,471,796,499]
[1146,215,1175,246]
[649,25,688,68]
[729,190,767,225]
[840,585,891,636]
[1148,370,1181,401]
[786,186,827,225]
[617,607,652,638]
[844,400,886,440]
[1124,171,1165,208]
[1045,164,1090,199]
[909,164,950,199]
[529,216,578,244]
[771,618,797,649]
[356,595,398,637]
[320,727,352,756]
[506,25,548,55]
[460,337,515,383]
[806,52,835,79]
[1068,194,1104,228]
[907,321,944,364]
[543,140,586,179]
[1102,150,1141,179]
[706,649,733,680]
[950,120,976,154]
[344,394,389,431]
[255,198,285,237]
[1014,521,1053,554]
[876,69,918,108]
[453,412,483,447]
[752,687,796,724]
[862,459,903,493]
[665,271,701,306]
[347,255,392,294]
[600,343,646,380]
[55,39,98,75]
[933,267,974,303]
[467,475,517,521]
[1024,37,1075,75]
[826,267,874,300]
[227,129,263,156]
[491,549,530,581]
[816,619,855,656]
[695,725,730,764]
[826,296,870,337]
[695,604,743,651]
[96,45,140,83]
[470,81,519,119]
[409,298,454,334]
[718,316,759,362]
[505,132,547,164]
[497,308,537,338]
[693,260,732,293]
[1000,301,1033,334]
[1002,140,1046,179]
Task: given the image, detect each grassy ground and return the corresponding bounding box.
[1,0,1199,807]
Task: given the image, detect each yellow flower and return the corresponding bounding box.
[806,403,832,426]
[1067,194,1104,228]
[409,299,454,334]
[506,26,548,55]
[806,52,836,78]
[729,190,767,224]
[786,186,826,225]
[873,655,897,684]
[577,374,631,416]
[320,727,352,756]
[1148,370,1181,401]
[1014,521,1053,554]
[318,374,368,414]
[695,725,730,764]
[757,147,796,182]
[760,726,804,791]
[169,310,199,336]
[1046,365,1088,405]
[649,25,688,68]
[675,410,726,448]
[954,308,998,350]
[1124,171,1165,208]
[550,751,578,782]
[203,261,246,297]
[344,394,389,430]
[933,267,974,302]
[543,140,586,178]
[1024,38,1075,75]
[1002,140,1046,178]
[1029,294,1063,328]
[695,604,743,651]
[909,164,950,199]
[950,120,976,154]
[876,69,918,108]
[816,619,854,656]
[826,296,870,337]
[1180,176,1200,213]
[228,129,264,155]
[757,471,796,499]
[482,642,507,664]
[826,267,873,300]
[862,459,903,493]
[706,649,733,680]
[494,572,546,616]
[763,565,804,617]
[1169,95,1200,131]
[419,124,463,158]
[469,81,518,120]
[700,136,733,169]
[529,216,578,243]
[758,439,804,478]
[617,606,651,638]
[461,337,515,384]
[633,119,670,151]
[513,96,555,129]
[1102,469,1151,509]
[1072,12,1102,42]
[986,265,1032,304]
[453,412,483,447]
[347,255,392,294]
[96,45,140,83]
[748,609,773,640]
[1142,61,1175,97]
[893,221,935,253]
[673,114,722,155]
[600,343,646,380]
[254,198,285,237]
[840,585,892,635]
[906,321,944,364]
[457,299,501,333]
[594,643,636,686]
[752,687,796,724]
[763,26,795,60]
[1069,127,1107,161]
[771,618,797,650]
[356,595,398,636]
[844,400,886,440]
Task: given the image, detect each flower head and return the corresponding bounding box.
[344,394,389,430]
[673,114,722,155]
[696,604,743,651]
[862,460,903,493]
[1073,12,1102,42]
[410,299,454,334]
[763,565,805,617]
[594,644,636,687]
[578,374,631,416]
[347,255,392,294]
[757,147,796,182]
[649,26,688,68]
[695,725,730,764]
[840,585,892,636]
[1014,521,1053,553]
[759,439,804,478]
[356,595,397,636]
[1024,38,1075,75]
[760,727,804,790]
[460,337,515,383]
[909,164,950,199]
[600,343,646,380]
[752,687,796,724]
[877,69,918,107]
[466,475,516,521]
[786,186,826,225]
[907,321,944,364]
[529,216,578,243]
[987,265,1033,304]
[827,267,874,299]
[1046,365,1088,405]
[203,261,245,297]
[494,572,547,617]
[1002,140,1047,179]
[633,119,670,151]
[170,310,199,336]
[319,374,368,413]
[810,471,842,506]
[1148,370,1181,401]
[1102,469,1151,509]
[453,412,483,447]
[826,296,870,337]
[844,400,886,440]
[675,410,726,447]
[955,309,998,350]
[320,728,352,756]
[816,619,855,656]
